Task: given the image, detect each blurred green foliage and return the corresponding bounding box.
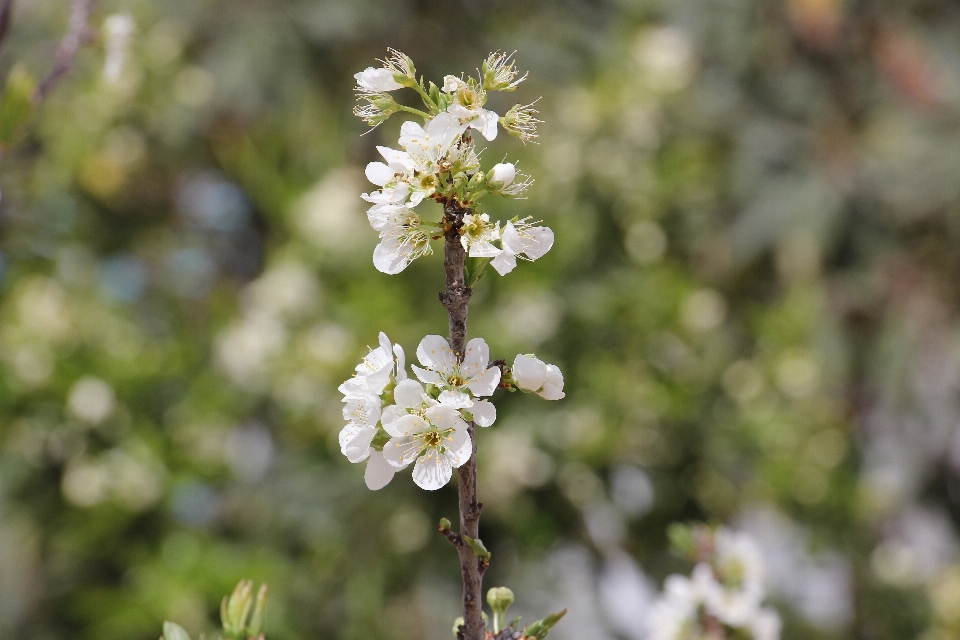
[3,1,960,640]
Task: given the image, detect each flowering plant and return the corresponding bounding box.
[649,524,782,640]
[341,50,565,640]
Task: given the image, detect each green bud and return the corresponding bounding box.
[163,622,192,640]
[452,617,464,638]
[439,517,452,531]
[468,171,485,189]
[452,172,468,194]
[247,584,268,636]
[222,580,254,638]
[487,587,515,617]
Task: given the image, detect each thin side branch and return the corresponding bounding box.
[0,0,15,53]
[33,0,93,104]
[439,518,464,547]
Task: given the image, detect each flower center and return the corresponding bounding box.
[457,87,480,109]
[422,430,442,448]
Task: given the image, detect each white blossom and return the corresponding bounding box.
[442,76,499,141]
[354,67,404,93]
[337,332,408,491]
[703,529,766,626]
[512,354,565,400]
[398,112,467,174]
[382,380,473,490]
[490,219,554,276]
[647,526,781,640]
[412,335,501,413]
[370,207,433,274]
[460,213,501,258]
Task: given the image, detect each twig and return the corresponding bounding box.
[441,196,486,640]
[438,517,464,547]
[32,0,93,104]
[0,0,15,53]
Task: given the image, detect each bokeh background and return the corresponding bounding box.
[3,0,960,638]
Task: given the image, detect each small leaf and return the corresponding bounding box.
[522,609,566,640]
[465,257,491,287]
[162,622,192,640]
[462,535,491,561]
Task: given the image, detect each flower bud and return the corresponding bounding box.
[513,354,547,391]
[488,163,516,189]
[163,622,192,640]
[512,354,565,400]
[453,172,468,193]
[487,586,515,616]
[468,171,485,189]
[354,67,403,92]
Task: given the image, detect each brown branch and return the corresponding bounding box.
[0,0,15,53]
[32,0,93,104]
[442,196,485,640]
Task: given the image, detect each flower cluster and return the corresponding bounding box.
[354,50,550,276]
[339,333,563,491]
[648,525,781,640]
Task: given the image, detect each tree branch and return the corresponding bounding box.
[442,196,485,640]
[0,0,15,53]
[32,0,93,104]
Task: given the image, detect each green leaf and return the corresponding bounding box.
[522,609,567,640]
[465,258,491,287]
[162,622,192,640]
[462,535,491,561]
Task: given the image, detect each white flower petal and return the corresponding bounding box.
[468,241,502,258]
[476,109,499,141]
[500,221,524,255]
[466,366,500,397]
[461,337,490,378]
[383,435,420,468]
[393,344,407,381]
[417,335,457,373]
[470,400,496,427]
[490,250,517,276]
[373,239,411,274]
[411,364,443,385]
[364,450,397,490]
[412,452,453,490]
[446,427,472,468]
[381,405,408,434]
[538,384,565,400]
[513,354,546,391]
[522,227,555,261]
[394,379,425,408]
[392,414,429,437]
[365,161,395,187]
[343,426,376,463]
[426,404,466,430]
[438,389,473,408]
